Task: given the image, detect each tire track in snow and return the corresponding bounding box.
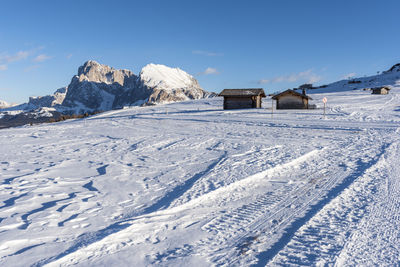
[252,140,391,266]
[38,149,320,266]
[334,140,400,265]
[152,133,386,266]
[151,148,326,264]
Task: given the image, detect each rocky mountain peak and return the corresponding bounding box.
[78,60,103,75]
[77,60,135,86]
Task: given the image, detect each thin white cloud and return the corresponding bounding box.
[0,50,30,64]
[342,72,356,80]
[198,67,219,75]
[258,79,269,84]
[33,54,52,62]
[66,53,72,59]
[0,47,46,70]
[192,50,223,57]
[258,69,322,84]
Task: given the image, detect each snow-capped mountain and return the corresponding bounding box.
[62,60,211,113]
[141,63,209,103]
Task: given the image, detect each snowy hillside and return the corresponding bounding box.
[310,63,400,93]
[1,85,400,266]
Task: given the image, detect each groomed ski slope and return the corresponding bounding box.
[1,88,400,266]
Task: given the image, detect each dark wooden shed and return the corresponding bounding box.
[218,88,266,109]
[371,86,390,95]
[272,89,312,109]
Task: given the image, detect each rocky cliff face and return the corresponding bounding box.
[62,61,141,112]
[62,60,210,113]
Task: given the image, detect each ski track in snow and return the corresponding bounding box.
[0,89,400,266]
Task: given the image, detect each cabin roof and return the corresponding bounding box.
[219,88,266,97]
[271,89,312,100]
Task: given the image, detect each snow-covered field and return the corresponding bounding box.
[1,88,400,266]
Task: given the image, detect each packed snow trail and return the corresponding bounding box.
[335,137,400,265]
[1,88,400,266]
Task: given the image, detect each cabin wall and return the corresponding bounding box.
[276,95,307,109]
[372,89,389,95]
[223,97,255,109]
[256,95,262,108]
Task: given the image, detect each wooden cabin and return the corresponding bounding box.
[219,88,266,109]
[272,89,312,109]
[371,86,390,95]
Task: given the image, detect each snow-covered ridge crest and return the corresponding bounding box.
[140,63,199,91]
[139,63,209,104]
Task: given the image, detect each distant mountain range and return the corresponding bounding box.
[0,60,214,128]
[1,61,400,129]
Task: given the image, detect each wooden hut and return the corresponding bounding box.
[272,89,312,109]
[371,86,390,95]
[219,88,266,109]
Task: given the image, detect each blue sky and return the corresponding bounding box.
[1,0,399,103]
